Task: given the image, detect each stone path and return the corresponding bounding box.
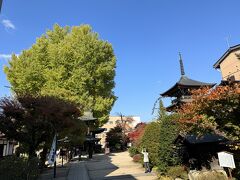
[38,151,158,180]
[67,161,89,180]
[85,151,158,180]
[38,160,89,180]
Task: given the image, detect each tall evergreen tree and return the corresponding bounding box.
[157,99,167,121]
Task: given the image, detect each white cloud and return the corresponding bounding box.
[0,54,12,60]
[2,19,15,30]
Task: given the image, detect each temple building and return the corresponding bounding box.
[161,54,229,172]
[79,111,105,158]
[0,133,16,158]
[161,53,216,111]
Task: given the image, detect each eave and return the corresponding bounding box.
[213,44,240,69]
[161,76,216,97]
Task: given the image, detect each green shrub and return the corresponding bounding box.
[0,156,39,180]
[115,143,121,150]
[106,126,124,150]
[140,122,161,166]
[140,114,180,173]
[166,166,188,179]
[157,115,180,172]
[128,146,139,157]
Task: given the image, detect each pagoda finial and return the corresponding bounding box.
[179,52,185,76]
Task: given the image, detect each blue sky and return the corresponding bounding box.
[0,0,240,121]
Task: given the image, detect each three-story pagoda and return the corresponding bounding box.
[161,53,216,111]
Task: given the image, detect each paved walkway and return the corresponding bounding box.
[38,161,89,180]
[38,151,157,180]
[67,161,89,180]
[85,151,158,180]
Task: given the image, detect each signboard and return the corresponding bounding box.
[217,151,235,169]
[48,134,57,165]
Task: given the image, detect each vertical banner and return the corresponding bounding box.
[48,134,57,165]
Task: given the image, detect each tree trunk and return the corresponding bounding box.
[28,145,37,159]
[28,131,37,159]
[39,145,48,169]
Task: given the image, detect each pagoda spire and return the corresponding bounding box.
[179,52,185,76]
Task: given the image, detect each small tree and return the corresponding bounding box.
[157,114,180,172]
[157,99,167,121]
[128,122,146,146]
[0,95,85,159]
[140,122,161,166]
[106,126,125,150]
[140,114,180,172]
[115,113,134,134]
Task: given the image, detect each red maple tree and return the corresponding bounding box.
[128,122,146,145]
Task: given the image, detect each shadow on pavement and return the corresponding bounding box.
[38,165,69,180]
[85,153,137,180]
[102,174,137,179]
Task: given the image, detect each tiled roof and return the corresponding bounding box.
[161,76,216,97]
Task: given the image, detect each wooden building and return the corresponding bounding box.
[160,54,230,172]
[213,44,240,82]
[0,133,16,158]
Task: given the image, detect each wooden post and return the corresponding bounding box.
[228,168,232,179]
[53,161,56,178]
[53,135,57,178]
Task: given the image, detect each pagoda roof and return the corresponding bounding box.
[79,111,97,121]
[175,133,228,144]
[213,44,240,69]
[91,128,106,134]
[79,117,97,121]
[165,97,193,111]
[85,135,101,142]
[185,134,227,144]
[161,75,216,97]
[165,103,177,112]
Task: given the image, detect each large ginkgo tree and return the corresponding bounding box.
[4,24,117,124]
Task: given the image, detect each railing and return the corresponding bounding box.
[172,96,192,104]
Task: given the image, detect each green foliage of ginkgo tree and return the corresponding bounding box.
[4,24,117,124]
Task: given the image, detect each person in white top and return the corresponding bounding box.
[141,148,150,173]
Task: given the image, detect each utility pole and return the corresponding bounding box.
[225,35,231,48]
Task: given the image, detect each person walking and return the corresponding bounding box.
[105,142,110,154]
[141,148,151,173]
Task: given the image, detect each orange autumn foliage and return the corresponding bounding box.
[177,83,240,138]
